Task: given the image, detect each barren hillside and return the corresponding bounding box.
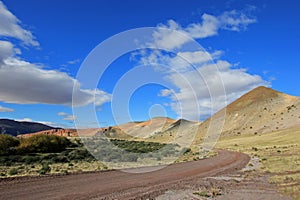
[196,86,300,142]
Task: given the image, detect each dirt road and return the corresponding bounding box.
[0,149,250,199]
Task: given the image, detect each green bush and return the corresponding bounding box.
[17,135,71,154]
[24,155,40,164]
[39,163,51,175]
[110,139,166,153]
[67,149,89,160]
[50,155,69,163]
[0,134,20,155]
[8,168,18,176]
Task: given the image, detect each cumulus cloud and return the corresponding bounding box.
[57,112,76,121]
[0,50,111,106]
[159,89,174,97]
[61,59,81,68]
[15,118,57,126]
[219,10,257,31]
[0,105,14,112]
[63,115,76,121]
[0,40,14,62]
[166,60,269,119]
[57,112,68,116]
[137,48,222,73]
[151,20,190,50]
[135,10,267,120]
[185,14,220,39]
[0,2,111,108]
[0,1,39,46]
[150,10,256,50]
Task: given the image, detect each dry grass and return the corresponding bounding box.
[216,126,300,199]
[0,161,108,177]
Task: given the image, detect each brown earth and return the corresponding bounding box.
[0,149,249,200]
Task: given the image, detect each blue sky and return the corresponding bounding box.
[0,0,299,128]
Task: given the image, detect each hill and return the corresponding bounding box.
[0,119,56,136]
[81,86,299,146]
[194,86,300,145]
[20,117,198,144]
[20,86,300,141]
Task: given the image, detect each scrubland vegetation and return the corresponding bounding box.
[0,134,190,177]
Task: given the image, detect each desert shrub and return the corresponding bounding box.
[39,163,51,175]
[24,155,40,164]
[252,147,258,151]
[0,155,23,165]
[110,139,166,153]
[181,147,191,154]
[8,168,18,176]
[4,160,12,166]
[0,134,20,155]
[17,135,71,154]
[50,155,69,163]
[67,148,94,161]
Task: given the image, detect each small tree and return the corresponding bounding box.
[17,134,70,154]
[0,134,20,155]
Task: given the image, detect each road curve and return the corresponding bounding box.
[0,149,250,200]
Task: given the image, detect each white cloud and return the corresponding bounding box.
[185,14,220,38]
[136,49,222,73]
[151,20,190,50]
[0,1,39,46]
[61,59,81,68]
[0,55,111,106]
[57,112,76,121]
[15,118,57,127]
[177,50,222,65]
[159,89,174,97]
[219,10,257,31]
[134,9,263,120]
[149,10,256,50]
[164,60,269,119]
[0,105,14,112]
[57,112,68,116]
[0,40,14,62]
[0,1,111,109]
[67,59,80,65]
[63,115,76,121]
[15,118,33,122]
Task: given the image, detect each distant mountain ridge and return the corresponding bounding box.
[0,119,57,136]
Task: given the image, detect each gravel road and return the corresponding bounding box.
[0,149,250,200]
